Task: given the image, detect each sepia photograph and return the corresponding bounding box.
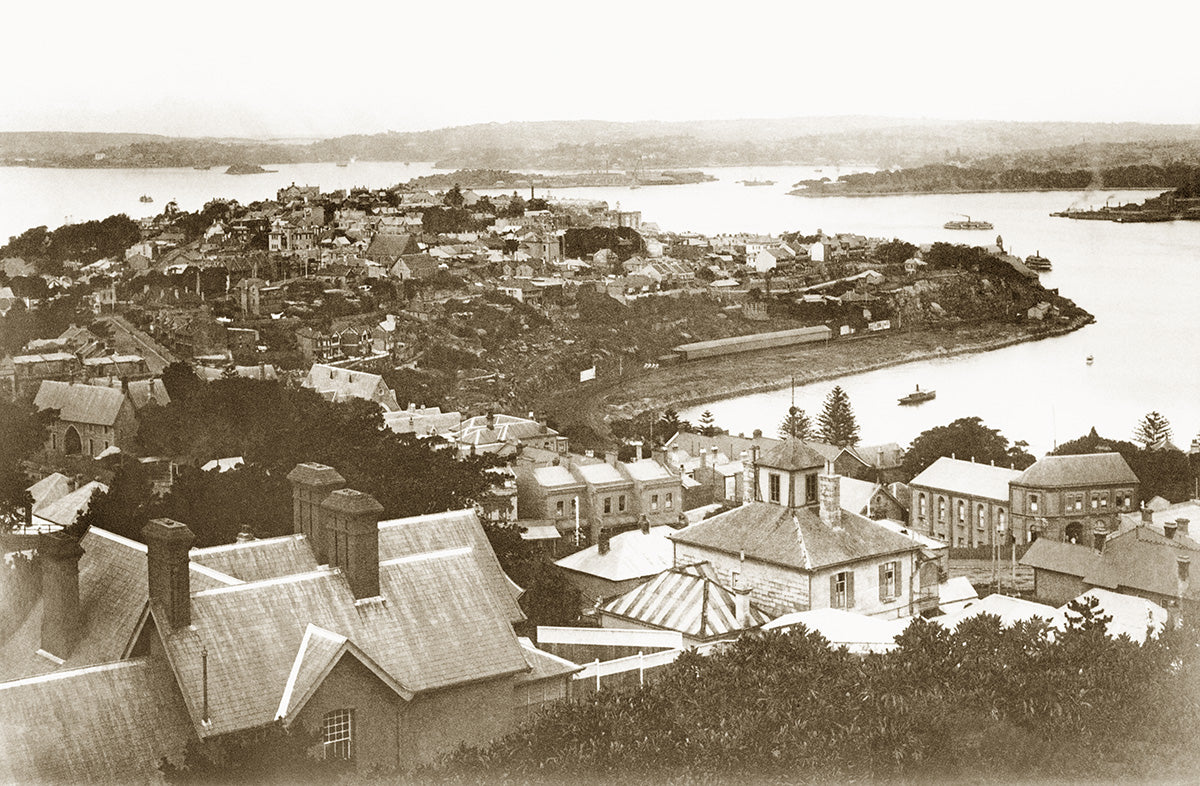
[1,1,1198,782]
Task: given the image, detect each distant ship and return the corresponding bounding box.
[944,214,993,230]
[898,385,936,406]
[336,161,349,167]
[139,194,153,203]
[1025,252,1052,271]
[739,179,777,187]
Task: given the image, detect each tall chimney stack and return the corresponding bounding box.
[739,450,751,504]
[143,519,195,630]
[1176,518,1190,539]
[39,532,85,659]
[597,527,611,555]
[1142,506,1154,528]
[287,463,345,563]
[818,462,842,528]
[320,489,385,599]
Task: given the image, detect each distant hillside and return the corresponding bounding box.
[0,131,170,159]
[8,119,1200,171]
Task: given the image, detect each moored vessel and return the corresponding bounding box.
[944,214,993,230]
[898,385,936,405]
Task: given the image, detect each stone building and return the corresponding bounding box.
[1009,453,1140,546]
[669,440,936,619]
[909,457,1022,548]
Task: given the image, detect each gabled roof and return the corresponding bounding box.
[910,456,1022,501]
[34,380,128,426]
[1020,539,1105,578]
[275,624,411,722]
[302,364,396,409]
[364,233,417,261]
[555,526,675,583]
[0,658,194,784]
[574,462,625,486]
[378,509,525,624]
[190,534,320,583]
[458,413,557,447]
[161,548,529,738]
[757,439,828,471]
[601,564,770,639]
[0,528,239,683]
[1014,452,1139,488]
[1022,527,1200,600]
[670,501,923,572]
[32,480,107,529]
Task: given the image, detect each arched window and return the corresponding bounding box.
[937,497,946,522]
[977,505,986,528]
[63,426,82,456]
[956,500,965,523]
[917,494,926,518]
[998,508,1007,530]
[321,709,354,760]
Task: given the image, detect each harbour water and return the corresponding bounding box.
[1,162,1192,455]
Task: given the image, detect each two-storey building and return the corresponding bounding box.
[1009,453,1140,547]
[669,440,937,619]
[909,457,1022,547]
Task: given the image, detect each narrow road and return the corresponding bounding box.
[97,314,176,374]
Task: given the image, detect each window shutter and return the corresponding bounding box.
[829,574,838,608]
[846,571,855,608]
[879,563,887,602]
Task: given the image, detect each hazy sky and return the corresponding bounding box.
[5,0,1198,138]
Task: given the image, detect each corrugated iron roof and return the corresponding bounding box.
[601,564,769,639]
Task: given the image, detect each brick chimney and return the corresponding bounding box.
[605,451,618,467]
[143,519,195,630]
[1176,518,1190,539]
[320,489,385,599]
[286,463,345,563]
[1142,506,1154,528]
[1178,555,1191,595]
[597,527,611,555]
[734,585,752,628]
[639,515,650,535]
[1164,521,1178,540]
[818,462,842,529]
[39,532,84,659]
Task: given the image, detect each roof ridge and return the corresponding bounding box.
[191,567,333,597]
[379,545,472,568]
[0,659,144,691]
[377,508,476,529]
[191,533,304,554]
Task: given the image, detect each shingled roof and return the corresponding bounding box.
[0,528,239,683]
[34,380,128,426]
[160,548,530,738]
[1014,452,1139,488]
[0,658,194,784]
[670,502,923,572]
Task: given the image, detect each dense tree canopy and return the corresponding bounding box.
[902,416,1035,478]
[1053,427,1194,503]
[429,603,1200,783]
[0,398,52,528]
[78,378,501,547]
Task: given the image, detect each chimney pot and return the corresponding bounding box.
[1178,554,1191,584]
[1176,518,1190,538]
[1164,521,1178,540]
[39,532,85,658]
[597,527,611,555]
[1142,507,1154,528]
